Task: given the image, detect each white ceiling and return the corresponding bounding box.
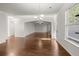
[0,3,64,15]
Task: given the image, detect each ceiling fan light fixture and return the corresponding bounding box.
[34,16,38,18]
[40,14,44,17]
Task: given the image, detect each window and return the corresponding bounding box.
[65,4,79,47]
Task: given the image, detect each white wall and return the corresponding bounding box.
[24,22,35,36]
[15,16,37,37]
[34,23,48,32]
[15,20,25,37]
[0,12,8,43]
[8,17,15,36]
[15,15,55,38]
[56,3,79,56]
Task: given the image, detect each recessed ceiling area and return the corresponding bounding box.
[0,3,64,15]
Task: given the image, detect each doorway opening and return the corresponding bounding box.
[24,20,52,39]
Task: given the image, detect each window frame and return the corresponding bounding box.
[65,4,79,47]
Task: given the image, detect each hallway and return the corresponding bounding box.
[0,33,70,56]
[0,3,79,56]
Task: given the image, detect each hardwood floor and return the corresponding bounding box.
[0,32,70,56]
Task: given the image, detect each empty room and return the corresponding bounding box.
[0,3,79,56]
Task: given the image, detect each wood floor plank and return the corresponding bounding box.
[0,32,70,56]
